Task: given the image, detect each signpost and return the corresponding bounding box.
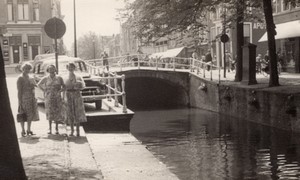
[44,17,66,73]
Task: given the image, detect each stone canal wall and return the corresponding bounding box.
[189,74,300,132]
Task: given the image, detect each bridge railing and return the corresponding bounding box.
[85,54,221,82]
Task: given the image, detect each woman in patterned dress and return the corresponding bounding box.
[37,65,65,134]
[17,63,39,137]
[64,62,87,136]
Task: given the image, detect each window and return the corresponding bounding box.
[282,0,290,11]
[17,0,29,20]
[7,0,14,21]
[33,0,40,21]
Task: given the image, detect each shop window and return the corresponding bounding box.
[7,0,14,21]
[17,0,29,21]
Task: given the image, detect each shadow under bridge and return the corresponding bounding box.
[118,69,190,109]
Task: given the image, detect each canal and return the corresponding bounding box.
[130,108,300,180]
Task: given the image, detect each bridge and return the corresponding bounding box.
[84,54,300,133]
[84,54,224,109]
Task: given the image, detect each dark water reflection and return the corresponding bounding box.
[130,108,300,180]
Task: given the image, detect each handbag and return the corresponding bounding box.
[16,106,27,122]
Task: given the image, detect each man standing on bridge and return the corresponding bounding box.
[103,51,109,72]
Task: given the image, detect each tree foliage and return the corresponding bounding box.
[121,0,263,43]
[76,32,104,60]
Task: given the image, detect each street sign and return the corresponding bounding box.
[44,17,66,39]
[221,34,229,43]
[44,17,66,74]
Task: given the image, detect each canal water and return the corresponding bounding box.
[130,108,300,180]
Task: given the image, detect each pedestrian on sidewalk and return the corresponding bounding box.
[17,62,39,137]
[37,65,65,135]
[64,62,87,137]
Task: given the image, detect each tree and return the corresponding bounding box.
[76,32,104,60]
[122,0,281,86]
[263,0,279,86]
[0,45,27,178]
[234,0,244,82]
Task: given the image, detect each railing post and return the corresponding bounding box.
[121,74,127,113]
[120,57,123,72]
[114,72,119,107]
[190,58,193,72]
[107,73,112,102]
[156,58,158,70]
[203,63,206,78]
[173,58,175,71]
[138,55,140,69]
[210,64,213,81]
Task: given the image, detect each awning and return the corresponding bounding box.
[258,20,300,42]
[149,47,185,59]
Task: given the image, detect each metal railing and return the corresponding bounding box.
[85,54,221,82]
[84,67,127,113]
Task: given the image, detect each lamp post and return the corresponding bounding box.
[93,39,96,59]
[73,0,77,57]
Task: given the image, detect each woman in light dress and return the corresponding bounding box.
[37,65,65,134]
[17,63,39,137]
[64,62,87,136]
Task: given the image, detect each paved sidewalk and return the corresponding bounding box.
[15,113,103,180]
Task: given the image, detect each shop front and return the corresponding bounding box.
[258,20,300,73]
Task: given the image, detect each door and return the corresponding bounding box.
[31,45,39,60]
[12,46,20,63]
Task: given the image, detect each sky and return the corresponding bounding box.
[60,0,125,50]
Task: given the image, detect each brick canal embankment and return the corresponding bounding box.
[189,71,300,132]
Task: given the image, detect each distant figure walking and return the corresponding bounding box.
[205,50,212,71]
[102,51,109,72]
[37,65,65,135]
[17,63,39,137]
[256,54,262,73]
[64,62,87,137]
[225,51,232,72]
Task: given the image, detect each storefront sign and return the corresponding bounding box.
[253,23,266,29]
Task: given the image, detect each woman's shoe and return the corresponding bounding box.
[55,131,59,135]
[27,131,35,136]
[21,131,26,137]
[69,133,74,136]
[76,133,80,137]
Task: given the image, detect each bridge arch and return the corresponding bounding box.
[118,70,190,109]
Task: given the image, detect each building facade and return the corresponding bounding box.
[0,0,61,64]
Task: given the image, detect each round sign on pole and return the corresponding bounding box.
[44,17,66,39]
[221,34,229,43]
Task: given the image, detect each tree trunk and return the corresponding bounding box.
[263,0,279,87]
[234,0,244,82]
[0,45,27,179]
